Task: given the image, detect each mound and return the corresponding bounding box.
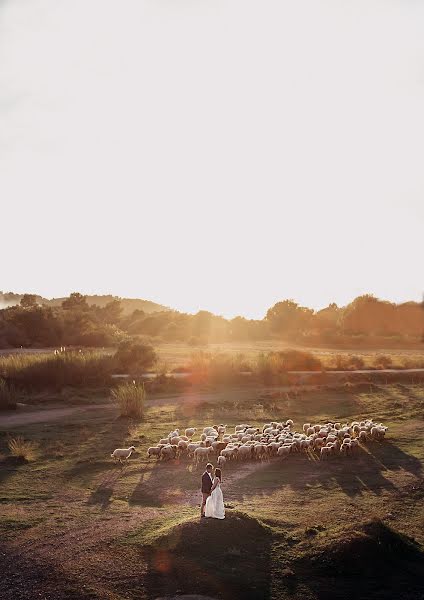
[308,519,422,576]
[297,519,423,599]
[142,512,272,600]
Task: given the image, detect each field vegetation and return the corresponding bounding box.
[0,382,423,599]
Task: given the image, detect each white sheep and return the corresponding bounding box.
[185,427,197,437]
[217,455,227,467]
[194,446,213,465]
[160,445,177,460]
[111,446,136,463]
[147,446,162,458]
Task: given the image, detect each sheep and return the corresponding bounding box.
[159,438,170,445]
[253,443,267,460]
[320,446,333,460]
[212,441,227,454]
[187,442,202,457]
[147,446,162,458]
[160,445,177,460]
[303,423,311,433]
[177,440,189,454]
[237,445,254,460]
[285,419,294,427]
[246,427,259,435]
[235,424,250,432]
[217,425,227,435]
[217,455,227,467]
[185,427,197,438]
[358,430,367,442]
[220,447,238,461]
[111,446,136,463]
[194,446,212,465]
[277,445,291,458]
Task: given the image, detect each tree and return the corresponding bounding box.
[114,340,157,373]
[20,294,38,309]
[100,300,123,325]
[62,292,89,311]
[266,300,314,337]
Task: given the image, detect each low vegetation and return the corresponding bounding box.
[0,383,423,599]
[111,381,146,419]
[7,436,39,461]
[0,378,17,410]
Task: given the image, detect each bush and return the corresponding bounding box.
[0,378,17,410]
[8,436,38,461]
[334,354,365,370]
[0,350,114,390]
[114,340,157,374]
[373,354,393,369]
[112,381,145,419]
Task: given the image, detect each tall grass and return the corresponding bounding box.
[112,381,145,419]
[8,436,39,461]
[0,351,114,390]
[0,378,18,410]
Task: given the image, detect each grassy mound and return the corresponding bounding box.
[139,511,272,600]
[308,519,422,575]
[297,519,423,599]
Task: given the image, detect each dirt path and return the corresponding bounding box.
[0,403,114,428]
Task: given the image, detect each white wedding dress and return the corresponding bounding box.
[205,477,225,519]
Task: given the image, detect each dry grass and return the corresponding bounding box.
[0,378,18,410]
[7,436,39,461]
[111,381,145,419]
[0,383,423,599]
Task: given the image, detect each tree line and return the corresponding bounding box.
[0,292,422,349]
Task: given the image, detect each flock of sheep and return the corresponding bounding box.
[141,418,388,466]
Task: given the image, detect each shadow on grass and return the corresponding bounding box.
[0,456,28,487]
[129,458,198,507]
[232,442,422,501]
[86,463,134,509]
[0,542,98,600]
[142,511,273,600]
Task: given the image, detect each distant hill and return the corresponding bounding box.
[0,292,168,315]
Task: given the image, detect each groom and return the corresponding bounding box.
[200,463,214,518]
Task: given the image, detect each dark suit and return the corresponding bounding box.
[201,471,213,515]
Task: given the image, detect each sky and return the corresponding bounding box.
[1,0,423,319]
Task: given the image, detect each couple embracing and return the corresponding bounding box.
[200,463,225,519]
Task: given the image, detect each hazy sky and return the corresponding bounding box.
[1,0,423,318]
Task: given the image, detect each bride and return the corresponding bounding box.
[205,468,225,519]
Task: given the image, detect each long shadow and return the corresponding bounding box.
[0,456,28,488]
[0,541,97,600]
[367,441,422,476]
[142,512,273,600]
[87,463,134,509]
[128,458,198,507]
[231,442,418,501]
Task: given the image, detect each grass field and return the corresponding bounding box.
[0,381,423,599]
[155,341,424,371]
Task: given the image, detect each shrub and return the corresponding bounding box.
[0,378,17,410]
[334,354,365,370]
[8,436,38,461]
[0,350,114,390]
[114,340,157,374]
[112,381,145,419]
[373,354,393,369]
